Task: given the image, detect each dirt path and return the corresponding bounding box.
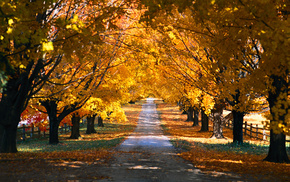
[97,98,245,182]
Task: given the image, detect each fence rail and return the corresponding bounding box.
[17,124,72,142]
[222,113,290,143]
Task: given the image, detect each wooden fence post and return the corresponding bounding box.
[244,122,247,136]
[256,124,259,139]
[263,128,267,140]
[31,124,34,138]
[250,124,253,138]
[22,124,26,141]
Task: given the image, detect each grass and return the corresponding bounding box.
[15,101,142,153]
[170,139,270,155]
[16,122,137,152]
[170,139,193,151]
[197,141,271,155]
[2,101,142,157]
[157,102,290,182]
[17,137,125,152]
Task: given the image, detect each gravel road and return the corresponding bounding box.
[97,98,246,182]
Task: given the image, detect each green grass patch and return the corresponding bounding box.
[193,142,290,155]
[16,122,135,152]
[170,139,193,151]
[17,137,125,152]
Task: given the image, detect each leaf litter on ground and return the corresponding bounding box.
[0,102,142,181]
[156,102,290,182]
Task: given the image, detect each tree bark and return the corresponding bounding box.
[49,117,60,145]
[70,113,81,139]
[0,77,26,153]
[0,124,18,153]
[192,109,199,126]
[200,109,209,132]
[211,104,224,139]
[227,90,244,144]
[86,115,97,134]
[41,98,83,145]
[264,75,289,163]
[41,100,62,145]
[98,116,104,127]
[264,131,289,163]
[43,100,61,145]
[186,107,194,122]
[232,110,244,144]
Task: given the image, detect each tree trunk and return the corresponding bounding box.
[98,116,104,127]
[49,118,60,145]
[211,104,224,139]
[0,124,18,153]
[264,131,289,163]
[200,109,209,132]
[264,75,289,163]
[232,110,244,144]
[0,77,26,153]
[86,115,97,134]
[186,107,194,122]
[192,109,199,126]
[227,90,244,144]
[70,113,81,139]
[41,100,61,145]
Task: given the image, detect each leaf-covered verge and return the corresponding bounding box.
[156,101,290,182]
[0,102,142,181]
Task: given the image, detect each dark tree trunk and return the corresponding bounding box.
[264,131,289,163]
[98,116,104,127]
[0,124,18,153]
[186,107,194,122]
[192,109,199,126]
[0,77,27,153]
[0,125,3,151]
[86,115,97,134]
[232,110,244,144]
[211,104,224,139]
[41,99,81,145]
[200,109,209,132]
[264,75,289,163]
[70,113,81,139]
[49,117,60,145]
[41,100,61,145]
[227,90,244,144]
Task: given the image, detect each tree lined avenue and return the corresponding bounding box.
[0,0,289,166]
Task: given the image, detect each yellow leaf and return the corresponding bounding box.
[7,27,12,34]
[8,19,13,26]
[42,41,54,52]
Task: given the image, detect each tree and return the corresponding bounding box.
[70,112,81,139]
[0,0,130,152]
[140,0,289,162]
[211,103,225,139]
[86,114,97,134]
[0,0,65,152]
